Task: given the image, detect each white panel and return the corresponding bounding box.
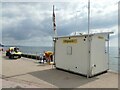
[91,34,109,75]
[55,36,89,75]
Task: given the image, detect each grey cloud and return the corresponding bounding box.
[2,2,118,46]
[57,16,88,36]
[90,11,117,29]
[57,10,117,36]
[2,16,53,40]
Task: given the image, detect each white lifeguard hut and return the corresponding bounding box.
[52,1,113,77]
[54,32,113,77]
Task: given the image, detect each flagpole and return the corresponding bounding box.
[52,5,56,67]
[88,0,90,35]
[87,0,91,78]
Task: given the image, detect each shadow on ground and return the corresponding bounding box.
[28,69,98,88]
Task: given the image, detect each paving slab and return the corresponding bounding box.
[1,52,118,88]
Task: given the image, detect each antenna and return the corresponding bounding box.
[88,0,90,35]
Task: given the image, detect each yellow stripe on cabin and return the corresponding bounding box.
[98,36,104,39]
[63,39,77,44]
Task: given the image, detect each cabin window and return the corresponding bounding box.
[67,46,72,55]
[105,39,109,53]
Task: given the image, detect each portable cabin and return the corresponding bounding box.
[54,32,112,77]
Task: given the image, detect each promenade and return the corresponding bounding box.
[1,52,118,88]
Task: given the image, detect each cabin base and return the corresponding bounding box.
[56,67,108,78]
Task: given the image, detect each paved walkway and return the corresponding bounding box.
[1,52,119,88]
[1,78,39,88]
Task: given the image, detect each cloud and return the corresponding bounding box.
[1,1,119,46]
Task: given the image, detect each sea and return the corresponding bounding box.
[3,46,119,73]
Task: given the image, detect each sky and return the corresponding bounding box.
[1,0,119,47]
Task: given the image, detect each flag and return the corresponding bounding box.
[53,5,56,32]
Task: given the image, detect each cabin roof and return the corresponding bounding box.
[54,32,113,39]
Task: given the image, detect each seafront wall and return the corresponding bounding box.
[21,54,41,60]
